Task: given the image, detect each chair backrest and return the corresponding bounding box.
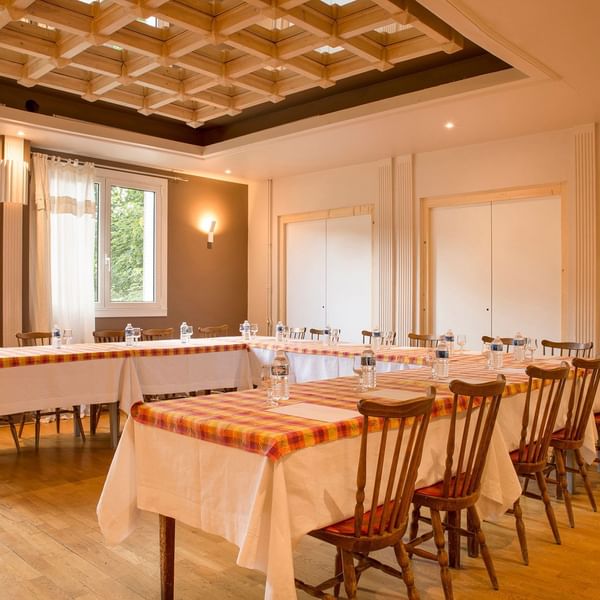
[363,330,397,345]
[93,329,125,343]
[141,327,174,341]
[439,376,506,499]
[353,390,435,538]
[309,328,324,340]
[16,331,51,347]
[197,324,228,338]
[288,327,306,340]
[541,339,593,358]
[514,363,570,466]
[561,357,600,443]
[481,335,514,352]
[408,333,438,348]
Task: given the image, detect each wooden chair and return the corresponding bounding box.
[16,331,85,450]
[93,330,125,343]
[197,324,228,338]
[295,391,435,600]
[481,335,514,352]
[141,327,174,341]
[541,339,593,358]
[361,330,397,345]
[407,376,505,600]
[288,327,306,340]
[545,357,600,526]
[408,333,438,348]
[510,363,569,565]
[309,328,325,340]
[90,330,125,434]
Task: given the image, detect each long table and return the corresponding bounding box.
[97,351,598,599]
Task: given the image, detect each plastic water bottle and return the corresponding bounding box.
[275,320,285,343]
[323,325,331,346]
[51,324,62,349]
[125,323,134,347]
[371,328,382,350]
[491,336,504,369]
[513,332,525,362]
[360,347,376,390]
[180,321,189,343]
[435,337,449,378]
[271,350,290,402]
[445,329,455,356]
[241,319,251,341]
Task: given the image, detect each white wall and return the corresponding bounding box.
[249,126,597,347]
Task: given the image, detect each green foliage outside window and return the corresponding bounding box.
[110,186,146,302]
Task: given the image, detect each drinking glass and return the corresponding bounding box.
[525,337,538,361]
[383,331,395,346]
[261,365,275,406]
[481,342,492,369]
[330,328,340,346]
[282,326,289,343]
[457,334,467,353]
[424,350,437,379]
[250,323,259,340]
[186,324,194,341]
[63,328,73,345]
[132,327,142,345]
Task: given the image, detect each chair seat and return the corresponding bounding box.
[322,503,392,536]
[595,412,600,426]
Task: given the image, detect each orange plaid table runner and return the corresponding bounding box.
[248,340,428,365]
[0,340,248,369]
[131,355,568,461]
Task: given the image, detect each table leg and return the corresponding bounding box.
[109,402,120,448]
[160,514,175,600]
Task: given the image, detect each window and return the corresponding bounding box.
[94,169,167,317]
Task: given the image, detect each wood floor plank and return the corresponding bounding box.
[1,417,599,599]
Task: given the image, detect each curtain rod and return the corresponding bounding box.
[33,150,189,182]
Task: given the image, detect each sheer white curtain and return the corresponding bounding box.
[30,154,96,342]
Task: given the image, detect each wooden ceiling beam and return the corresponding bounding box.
[143,90,177,110]
[125,54,160,76]
[285,6,334,38]
[337,7,391,38]
[226,30,276,59]
[25,1,92,36]
[70,50,122,76]
[109,28,163,57]
[0,57,25,80]
[175,53,221,78]
[284,55,324,80]
[276,31,321,59]
[386,34,446,62]
[225,53,264,78]
[166,30,211,57]
[153,2,212,34]
[89,73,121,95]
[56,32,91,59]
[0,28,55,59]
[215,5,264,36]
[183,74,217,94]
[94,4,138,36]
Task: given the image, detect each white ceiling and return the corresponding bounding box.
[1,0,598,183]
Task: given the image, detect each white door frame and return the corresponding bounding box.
[278,204,373,323]
[420,182,568,335]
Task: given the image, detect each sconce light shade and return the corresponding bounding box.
[207,220,216,249]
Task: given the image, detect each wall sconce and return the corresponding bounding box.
[207,220,216,249]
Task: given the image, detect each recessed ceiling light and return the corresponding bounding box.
[225,169,232,174]
[444,121,455,129]
[17,130,25,137]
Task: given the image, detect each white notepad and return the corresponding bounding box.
[268,402,360,422]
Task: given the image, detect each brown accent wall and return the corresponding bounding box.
[96,173,248,336]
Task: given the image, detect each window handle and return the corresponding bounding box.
[105,255,111,273]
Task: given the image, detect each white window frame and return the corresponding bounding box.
[95,168,168,317]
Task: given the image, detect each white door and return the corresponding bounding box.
[285,213,372,343]
[491,196,562,344]
[430,203,492,349]
[326,214,372,343]
[286,219,327,329]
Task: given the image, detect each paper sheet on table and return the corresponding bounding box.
[360,388,426,402]
[268,402,360,422]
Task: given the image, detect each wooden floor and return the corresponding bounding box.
[1,417,599,599]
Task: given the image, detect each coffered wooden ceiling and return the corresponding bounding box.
[0,0,505,142]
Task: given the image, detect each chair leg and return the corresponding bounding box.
[55,408,61,433]
[333,549,342,598]
[18,413,27,437]
[7,416,20,452]
[553,448,574,527]
[73,406,86,443]
[394,541,420,600]
[467,506,498,590]
[341,549,357,600]
[90,405,98,435]
[513,498,528,565]
[430,509,453,600]
[408,503,421,556]
[34,410,41,451]
[446,510,460,568]
[574,448,597,512]
[535,471,561,544]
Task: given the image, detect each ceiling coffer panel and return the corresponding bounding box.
[0,0,463,127]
